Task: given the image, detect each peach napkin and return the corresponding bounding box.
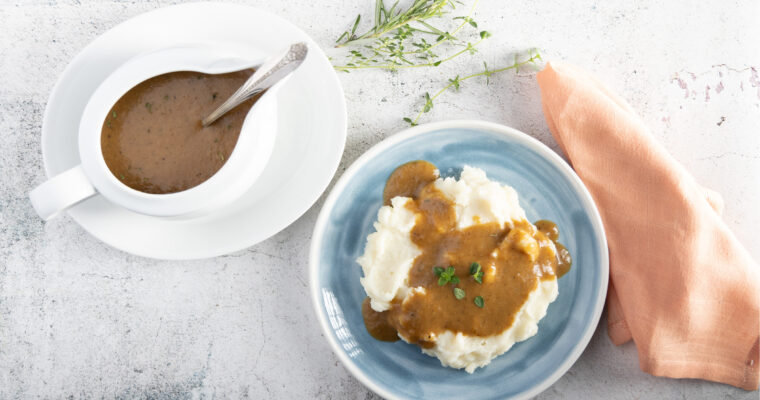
[536,61,760,390]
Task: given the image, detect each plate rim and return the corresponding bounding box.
[39,2,347,260]
[309,119,609,399]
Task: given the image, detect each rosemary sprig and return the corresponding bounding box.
[404,49,543,126]
[336,0,451,46]
[333,0,488,71]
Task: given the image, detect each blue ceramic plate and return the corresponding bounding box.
[310,120,608,400]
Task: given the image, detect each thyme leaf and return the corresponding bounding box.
[470,262,483,284]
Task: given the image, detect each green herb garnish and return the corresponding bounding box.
[112,111,117,119]
[145,102,153,113]
[332,1,544,127]
[217,151,225,162]
[469,262,483,284]
[433,266,459,286]
[474,296,484,308]
[164,95,169,101]
[453,287,465,300]
[404,49,542,126]
[333,0,487,72]
[212,92,218,100]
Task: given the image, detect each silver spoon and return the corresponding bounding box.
[202,42,309,127]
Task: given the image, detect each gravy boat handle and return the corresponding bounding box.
[29,165,97,220]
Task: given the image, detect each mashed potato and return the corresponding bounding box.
[358,166,559,372]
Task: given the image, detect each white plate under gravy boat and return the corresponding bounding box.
[40,3,347,260]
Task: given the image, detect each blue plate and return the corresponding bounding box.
[310,120,608,400]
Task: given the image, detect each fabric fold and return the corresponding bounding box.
[536,61,759,390]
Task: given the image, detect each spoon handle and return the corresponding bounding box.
[202,42,309,127]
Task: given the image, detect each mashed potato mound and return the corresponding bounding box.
[358,166,559,372]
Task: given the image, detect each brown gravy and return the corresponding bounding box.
[362,161,572,345]
[361,297,400,342]
[382,160,438,206]
[101,70,260,194]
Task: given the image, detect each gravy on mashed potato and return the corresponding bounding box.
[359,160,571,370]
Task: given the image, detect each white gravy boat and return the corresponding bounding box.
[30,45,284,220]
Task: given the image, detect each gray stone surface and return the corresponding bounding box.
[1,0,758,398]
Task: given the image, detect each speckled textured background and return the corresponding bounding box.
[1,0,758,398]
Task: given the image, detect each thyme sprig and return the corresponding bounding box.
[333,0,488,71]
[404,49,543,126]
[332,1,544,127]
[433,266,459,286]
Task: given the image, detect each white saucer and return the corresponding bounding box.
[41,3,347,260]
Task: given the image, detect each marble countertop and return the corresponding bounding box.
[1,0,758,398]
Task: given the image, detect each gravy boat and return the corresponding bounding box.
[30,45,284,220]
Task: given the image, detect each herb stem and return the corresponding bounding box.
[409,50,542,125]
[408,28,439,36]
[333,0,486,72]
[419,0,479,54]
[351,0,477,57]
[417,20,445,35]
[336,0,450,48]
[335,36,486,72]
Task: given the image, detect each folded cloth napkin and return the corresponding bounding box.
[536,61,760,390]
